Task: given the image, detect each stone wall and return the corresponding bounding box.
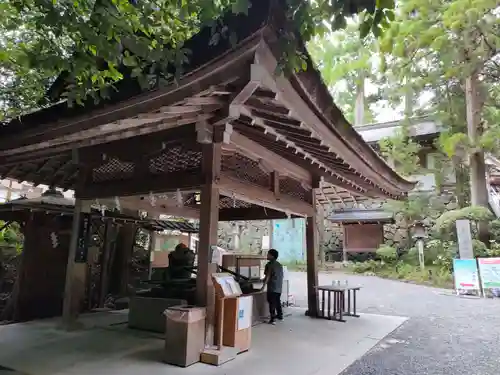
[320,192,459,253]
[215,192,459,258]
[217,221,271,253]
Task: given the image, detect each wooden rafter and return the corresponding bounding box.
[217,173,313,216]
[253,42,410,196]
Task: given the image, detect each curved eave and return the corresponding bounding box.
[286,42,414,195]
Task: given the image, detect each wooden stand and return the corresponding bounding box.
[200,273,251,366]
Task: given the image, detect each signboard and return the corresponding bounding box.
[237,295,253,330]
[261,235,270,250]
[453,259,480,291]
[74,213,91,263]
[212,273,242,298]
[478,258,500,289]
[456,220,474,259]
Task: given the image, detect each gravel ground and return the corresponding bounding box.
[288,271,500,375]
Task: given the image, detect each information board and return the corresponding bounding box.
[453,259,480,291]
[212,273,242,298]
[478,258,500,289]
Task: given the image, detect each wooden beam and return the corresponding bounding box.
[219,206,299,221]
[76,168,204,199]
[271,171,280,199]
[0,113,212,159]
[1,165,17,179]
[237,119,386,196]
[0,33,262,151]
[233,123,368,195]
[79,126,198,166]
[228,64,269,118]
[227,130,311,183]
[305,176,320,317]
[116,196,200,219]
[217,174,314,216]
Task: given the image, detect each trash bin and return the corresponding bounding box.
[163,305,206,367]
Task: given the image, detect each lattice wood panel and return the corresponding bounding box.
[92,158,135,182]
[219,196,252,209]
[222,154,270,188]
[150,145,202,173]
[279,177,309,202]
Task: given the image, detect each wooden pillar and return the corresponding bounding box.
[98,220,112,308]
[148,231,155,278]
[109,223,137,296]
[305,178,320,317]
[62,199,90,329]
[197,142,222,346]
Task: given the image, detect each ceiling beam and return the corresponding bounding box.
[216,174,314,217]
[219,206,299,221]
[227,130,312,184]
[99,196,200,219]
[0,113,212,159]
[76,168,204,200]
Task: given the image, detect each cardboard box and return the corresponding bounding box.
[163,306,206,367]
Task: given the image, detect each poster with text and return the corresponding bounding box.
[453,259,480,291]
[237,295,253,331]
[478,258,500,289]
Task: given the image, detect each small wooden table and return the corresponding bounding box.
[316,285,361,322]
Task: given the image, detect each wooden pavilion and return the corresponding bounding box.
[0,0,413,339]
[0,188,198,322]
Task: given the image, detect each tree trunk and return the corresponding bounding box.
[453,159,470,208]
[466,73,490,245]
[404,76,413,118]
[354,74,365,126]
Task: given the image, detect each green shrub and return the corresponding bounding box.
[472,240,488,257]
[350,259,381,274]
[486,241,500,257]
[434,206,493,238]
[400,246,419,265]
[376,244,398,263]
[489,219,500,240]
[396,262,416,279]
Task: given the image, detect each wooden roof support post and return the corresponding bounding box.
[305,176,320,318]
[61,198,91,330]
[196,122,228,346]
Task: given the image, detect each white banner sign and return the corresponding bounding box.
[237,295,253,330]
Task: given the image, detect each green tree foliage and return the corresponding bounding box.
[0,0,395,120]
[384,193,443,225]
[378,124,421,176]
[381,0,499,155]
[0,221,23,258]
[308,22,378,124]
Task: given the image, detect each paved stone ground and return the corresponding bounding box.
[289,271,500,375]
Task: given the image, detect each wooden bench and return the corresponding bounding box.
[316,285,361,322]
